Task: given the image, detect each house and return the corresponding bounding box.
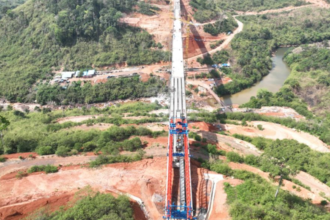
[82,70,96,78]
[87,70,96,76]
[61,72,75,79]
[75,71,81,77]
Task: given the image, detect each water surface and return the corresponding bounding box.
[223,47,291,105]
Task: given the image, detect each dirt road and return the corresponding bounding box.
[187,80,222,105]
[187,18,244,62]
[224,121,330,153]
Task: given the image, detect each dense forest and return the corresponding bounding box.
[215,8,330,96]
[189,0,306,22]
[26,190,134,220]
[0,0,169,103]
[0,0,26,19]
[203,15,238,36]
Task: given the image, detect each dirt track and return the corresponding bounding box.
[224,121,330,153]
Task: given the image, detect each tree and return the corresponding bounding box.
[56,146,69,157]
[0,115,9,153]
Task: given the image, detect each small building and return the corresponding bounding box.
[83,71,88,76]
[61,72,75,79]
[82,70,96,78]
[87,70,96,76]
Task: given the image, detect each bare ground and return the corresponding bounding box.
[223,121,330,153]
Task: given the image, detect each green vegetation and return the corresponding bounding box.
[188,131,202,141]
[188,104,330,146]
[203,144,226,156]
[210,39,224,49]
[199,158,330,219]
[28,165,58,174]
[225,176,330,220]
[189,0,306,22]
[0,0,26,19]
[138,2,160,15]
[0,102,166,155]
[212,50,230,64]
[89,150,145,168]
[215,8,330,96]
[37,76,167,105]
[233,134,330,187]
[0,156,6,162]
[226,151,244,163]
[0,115,9,154]
[16,171,27,179]
[203,16,237,36]
[25,189,134,220]
[283,46,330,116]
[0,0,169,102]
[241,88,313,118]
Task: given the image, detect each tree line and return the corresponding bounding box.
[0,0,169,103]
[36,76,167,105]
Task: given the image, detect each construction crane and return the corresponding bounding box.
[164,0,194,219]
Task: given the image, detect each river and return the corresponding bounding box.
[222,47,291,106]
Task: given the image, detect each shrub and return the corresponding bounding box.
[36,146,53,155]
[0,157,6,162]
[227,152,244,163]
[194,134,202,142]
[321,200,328,206]
[257,124,264,130]
[28,165,58,174]
[210,161,233,176]
[16,171,27,179]
[244,154,260,166]
[56,146,69,157]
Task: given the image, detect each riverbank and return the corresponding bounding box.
[223,47,291,105]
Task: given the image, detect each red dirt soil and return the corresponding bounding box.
[1,153,38,160]
[0,189,146,220]
[0,158,211,220]
[189,121,218,132]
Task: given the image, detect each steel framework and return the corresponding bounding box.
[164,0,194,219]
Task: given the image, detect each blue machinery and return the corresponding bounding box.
[164,0,195,219]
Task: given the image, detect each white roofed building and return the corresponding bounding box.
[61,72,75,79]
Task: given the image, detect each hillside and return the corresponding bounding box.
[189,0,307,22]
[284,45,330,116]
[0,0,169,103]
[215,7,330,97]
[0,0,26,19]
[2,0,330,220]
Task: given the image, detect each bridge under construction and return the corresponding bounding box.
[164,0,194,219]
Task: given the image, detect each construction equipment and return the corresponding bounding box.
[164,0,195,219]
